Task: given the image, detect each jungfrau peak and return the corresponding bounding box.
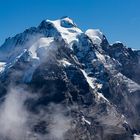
[0,17,140,140]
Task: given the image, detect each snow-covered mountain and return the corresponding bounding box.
[0,17,140,140]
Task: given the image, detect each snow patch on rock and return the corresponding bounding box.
[46,18,82,46]
[0,62,6,73]
[59,59,72,67]
[29,37,55,60]
[85,29,103,45]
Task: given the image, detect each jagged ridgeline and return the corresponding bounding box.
[0,17,140,140]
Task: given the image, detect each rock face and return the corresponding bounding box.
[0,17,140,140]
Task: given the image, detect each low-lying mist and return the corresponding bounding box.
[0,86,72,140]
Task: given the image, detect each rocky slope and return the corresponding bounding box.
[0,17,140,140]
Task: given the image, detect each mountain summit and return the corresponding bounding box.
[0,17,140,140]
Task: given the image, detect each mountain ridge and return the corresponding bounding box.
[0,17,140,140]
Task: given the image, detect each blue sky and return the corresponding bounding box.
[0,0,140,49]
